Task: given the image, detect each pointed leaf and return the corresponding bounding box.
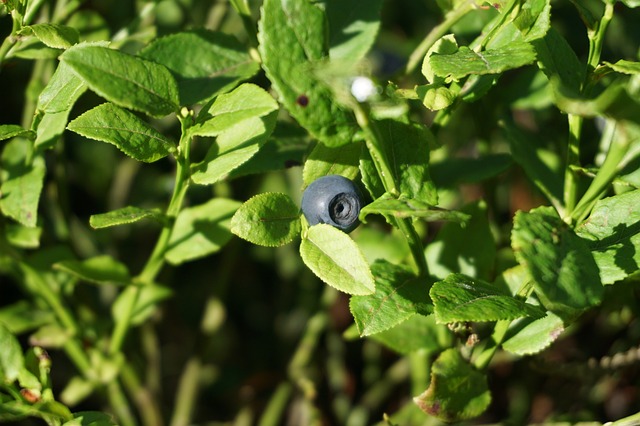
[0,324,24,383]
[350,260,432,336]
[67,103,175,162]
[512,206,603,316]
[61,43,179,117]
[300,224,374,295]
[325,0,383,64]
[430,273,544,324]
[0,125,34,141]
[230,192,301,247]
[502,312,564,356]
[112,285,172,326]
[89,206,164,229]
[165,198,241,264]
[37,61,87,114]
[54,255,131,286]
[360,193,469,224]
[140,29,260,106]
[24,24,79,49]
[414,348,491,422]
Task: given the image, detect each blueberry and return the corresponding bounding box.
[301,175,363,233]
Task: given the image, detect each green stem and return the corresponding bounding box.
[405,1,476,75]
[169,358,201,426]
[586,1,614,73]
[563,113,583,219]
[257,383,293,426]
[108,380,138,426]
[121,364,164,426]
[473,319,511,370]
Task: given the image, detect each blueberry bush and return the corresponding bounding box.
[1,0,640,425]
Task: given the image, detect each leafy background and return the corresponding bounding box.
[1,0,640,425]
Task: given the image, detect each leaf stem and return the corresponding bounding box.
[563,113,583,219]
[473,319,511,371]
[405,1,475,75]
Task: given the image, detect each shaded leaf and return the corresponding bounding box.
[0,125,34,141]
[302,141,362,188]
[23,24,79,49]
[502,312,564,355]
[112,285,173,326]
[165,198,241,264]
[360,193,469,224]
[89,206,164,229]
[54,255,131,286]
[0,323,24,383]
[325,0,383,64]
[368,314,451,355]
[37,61,87,114]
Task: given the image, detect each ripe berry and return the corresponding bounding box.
[301,175,363,233]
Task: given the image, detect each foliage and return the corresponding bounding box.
[1,0,640,425]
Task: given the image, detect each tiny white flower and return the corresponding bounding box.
[350,76,377,102]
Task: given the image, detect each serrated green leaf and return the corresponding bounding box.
[430,273,544,324]
[360,193,469,224]
[53,255,131,286]
[425,201,495,281]
[0,139,45,227]
[230,192,301,247]
[192,113,277,185]
[190,83,278,137]
[67,103,175,162]
[258,0,357,147]
[89,206,164,229]
[576,190,640,284]
[0,323,25,383]
[300,224,374,295]
[37,61,87,114]
[165,198,241,264]
[603,60,640,75]
[350,260,432,336]
[429,42,536,80]
[140,29,260,106]
[112,285,172,326]
[24,23,79,49]
[512,206,603,316]
[61,43,179,117]
[0,125,34,141]
[302,141,362,188]
[325,0,383,64]
[414,348,491,422]
[422,34,458,84]
[502,312,564,355]
[368,314,450,354]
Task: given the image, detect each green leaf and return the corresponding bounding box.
[368,314,451,355]
[67,103,175,162]
[422,34,459,84]
[425,201,495,281]
[0,301,54,335]
[5,223,42,248]
[140,29,260,106]
[502,120,563,208]
[603,60,640,75]
[512,206,604,316]
[414,348,491,422]
[360,193,469,224]
[430,153,513,188]
[189,83,278,137]
[34,110,72,151]
[416,83,457,111]
[60,43,180,117]
[22,24,79,49]
[0,139,45,227]
[350,260,432,336]
[302,141,362,188]
[60,377,95,407]
[230,192,301,247]
[37,61,87,114]
[576,190,640,285]
[112,284,173,326]
[300,224,375,295]
[619,0,640,7]
[0,125,34,141]
[430,273,544,324]
[89,206,164,229]
[53,255,131,286]
[429,42,537,80]
[258,0,357,147]
[374,119,438,203]
[29,324,72,348]
[532,27,584,95]
[0,323,25,383]
[325,0,383,64]
[165,198,241,264]
[63,411,118,426]
[502,312,564,355]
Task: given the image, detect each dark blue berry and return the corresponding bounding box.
[301,175,363,233]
